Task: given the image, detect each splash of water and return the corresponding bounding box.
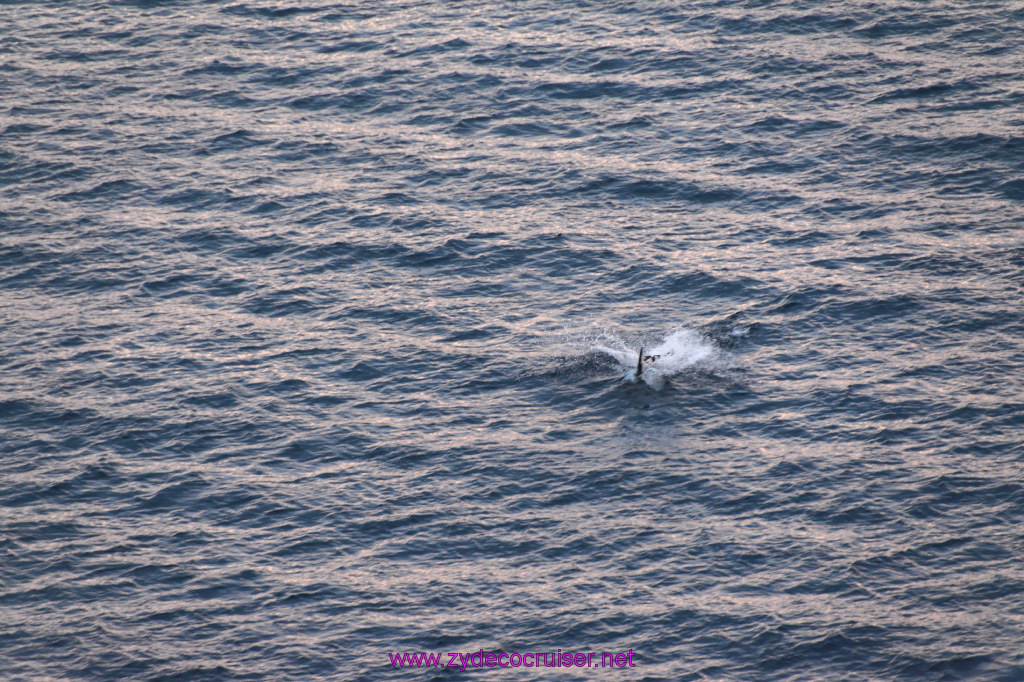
[581,327,725,389]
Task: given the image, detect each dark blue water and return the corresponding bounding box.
[2,1,1023,679]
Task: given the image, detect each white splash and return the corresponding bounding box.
[589,328,722,390]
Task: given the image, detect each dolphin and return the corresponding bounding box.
[629,347,662,383]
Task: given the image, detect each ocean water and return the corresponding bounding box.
[2,1,1023,679]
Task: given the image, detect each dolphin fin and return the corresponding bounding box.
[637,347,643,377]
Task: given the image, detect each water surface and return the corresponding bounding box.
[2,1,1023,679]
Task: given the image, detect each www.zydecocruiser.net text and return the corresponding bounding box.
[388,649,637,670]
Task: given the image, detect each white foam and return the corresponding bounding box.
[574,326,724,389]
